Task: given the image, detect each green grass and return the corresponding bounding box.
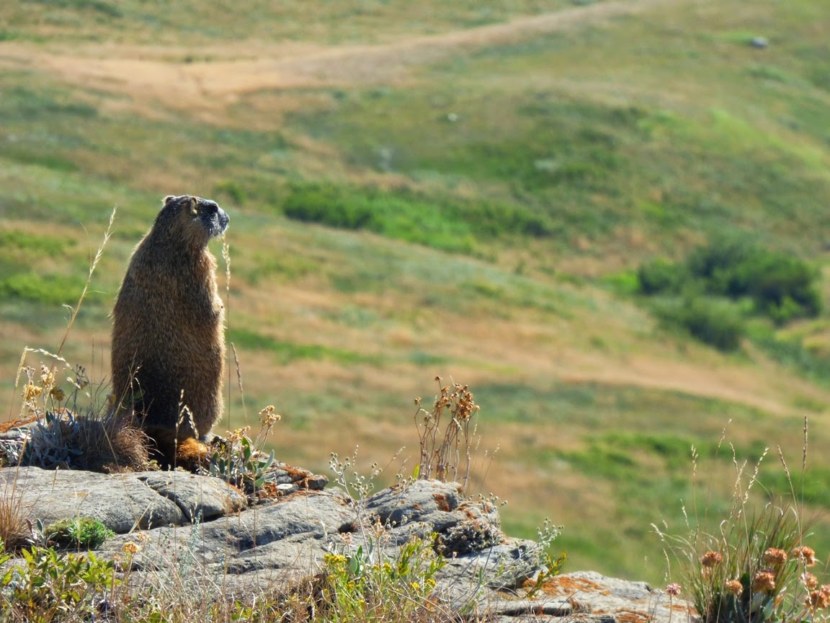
[228,328,379,366]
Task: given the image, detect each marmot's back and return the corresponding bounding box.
[112,195,229,466]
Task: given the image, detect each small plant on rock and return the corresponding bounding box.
[318,534,447,623]
[413,377,480,488]
[43,517,113,550]
[207,405,280,495]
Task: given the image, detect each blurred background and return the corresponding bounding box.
[1,0,828,583]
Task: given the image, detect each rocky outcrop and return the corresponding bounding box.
[0,466,694,621]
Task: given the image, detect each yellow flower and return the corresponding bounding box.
[23,384,42,401]
[122,542,141,554]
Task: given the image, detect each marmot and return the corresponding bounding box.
[111,195,229,468]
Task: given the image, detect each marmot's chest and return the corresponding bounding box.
[143,263,222,321]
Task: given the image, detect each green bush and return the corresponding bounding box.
[0,546,117,620]
[637,258,687,295]
[281,181,557,253]
[282,182,476,253]
[687,239,821,322]
[638,240,821,339]
[659,297,745,352]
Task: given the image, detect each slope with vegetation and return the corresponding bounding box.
[0,0,829,584]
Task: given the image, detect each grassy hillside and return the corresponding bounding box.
[1,0,829,583]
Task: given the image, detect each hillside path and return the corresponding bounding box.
[0,0,675,108]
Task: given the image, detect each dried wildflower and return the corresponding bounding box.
[50,387,66,402]
[700,551,723,567]
[802,573,819,591]
[23,384,42,401]
[665,583,682,597]
[258,405,282,427]
[72,365,89,389]
[752,570,776,594]
[763,547,788,567]
[792,546,817,567]
[724,580,744,596]
[40,365,55,387]
[227,427,250,443]
[122,542,141,555]
[807,585,830,610]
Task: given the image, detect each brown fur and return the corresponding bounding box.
[111,195,229,468]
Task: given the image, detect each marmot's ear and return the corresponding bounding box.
[163,195,176,205]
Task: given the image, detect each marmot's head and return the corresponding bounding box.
[155,195,230,249]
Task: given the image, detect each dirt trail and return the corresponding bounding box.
[0,0,673,109]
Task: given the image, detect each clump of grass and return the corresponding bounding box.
[14,356,150,472]
[43,517,113,550]
[0,476,31,552]
[413,377,480,488]
[655,425,830,623]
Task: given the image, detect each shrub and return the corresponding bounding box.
[0,546,117,621]
[687,239,822,323]
[316,536,447,623]
[659,297,745,352]
[637,258,687,295]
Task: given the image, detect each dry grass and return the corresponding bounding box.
[0,473,31,551]
[414,377,480,487]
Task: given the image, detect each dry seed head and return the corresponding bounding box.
[700,551,723,568]
[39,365,55,388]
[802,573,819,591]
[751,570,776,594]
[258,404,282,427]
[807,586,830,610]
[227,427,250,443]
[665,583,682,597]
[23,384,42,402]
[793,546,818,567]
[724,580,743,596]
[122,542,141,555]
[50,387,65,402]
[763,547,788,567]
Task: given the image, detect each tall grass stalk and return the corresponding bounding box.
[56,206,117,358]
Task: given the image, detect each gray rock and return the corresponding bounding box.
[0,467,695,622]
[138,471,246,522]
[0,466,245,533]
[101,489,355,592]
